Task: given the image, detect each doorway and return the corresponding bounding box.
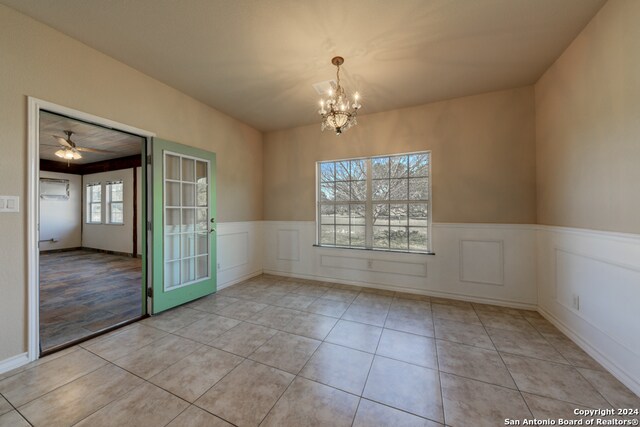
[37,111,146,353]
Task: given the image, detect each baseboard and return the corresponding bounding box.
[217,269,263,291]
[262,269,537,310]
[538,306,640,397]
[0,352,29,375]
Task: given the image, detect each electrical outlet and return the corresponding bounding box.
[572,294,580,311]
[367,259,373,269]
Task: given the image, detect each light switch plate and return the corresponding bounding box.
[0,196,19,213]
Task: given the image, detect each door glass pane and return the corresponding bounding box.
[165,208,181,233]
[182,233,196,258]
[196,161,208,182]
[181,258,196,283]
[182,158,195,182]
[166,154,180,180]
[165,261,180,289]
[196,208,208,233]
[164,235,180,261]
[197,233,208,255]
[164,152,211,292]
[182,209,195,232]
[196,183,207,206]
[166,182,180,206]
[182,183,195,206]
[197,256,209,279]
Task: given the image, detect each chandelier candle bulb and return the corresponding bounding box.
[318,56,362,135]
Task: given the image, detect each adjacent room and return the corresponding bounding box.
[0,1,638,426]
[38,111,144,352]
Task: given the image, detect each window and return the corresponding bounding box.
[106,181,124,224]
[86,183,102,224]
[317,151,431,253]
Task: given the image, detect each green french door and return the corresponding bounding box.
[151,138,217,313]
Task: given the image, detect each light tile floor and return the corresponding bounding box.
[0,274,638,427]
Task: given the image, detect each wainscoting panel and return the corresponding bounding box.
[263,221,537,308]
[537,226,640,396]
[216,222,262,289]
[459,239,504,286]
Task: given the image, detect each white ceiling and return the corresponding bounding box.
[40,111,143,164]
[4,0,605,131]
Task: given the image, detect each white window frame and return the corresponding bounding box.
[86,182,102,224]
[106,180,124,225]
[316,150,433,254]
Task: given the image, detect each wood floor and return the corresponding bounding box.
[39,249,142,351]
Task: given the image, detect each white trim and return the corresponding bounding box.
[262,268,538,310]
[27,97,155,362]
[217,269,263,290]
[0,352,29,375]
[538,306,640,397]
[536,224,640,242]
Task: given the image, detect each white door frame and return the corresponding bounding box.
[27,97,155,361]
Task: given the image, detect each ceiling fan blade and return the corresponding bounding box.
[76,146,115,154]
[53,136,72,147]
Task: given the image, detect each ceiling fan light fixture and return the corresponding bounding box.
[318,56,362,135]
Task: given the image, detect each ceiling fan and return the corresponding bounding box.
[49,130,114,163]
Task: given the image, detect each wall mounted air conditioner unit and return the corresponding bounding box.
[40,178,70,200]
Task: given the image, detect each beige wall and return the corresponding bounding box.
[0,5,262,360]
[535,0,640,234]
[263,87,537,223]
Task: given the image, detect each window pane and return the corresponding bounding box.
[197,233,208,255]
[196,208,208,233]
[373,204,389,226]
[320,183,335,201]
[372,180,389,201]
[321,204,335,224]
[390,204,408,226]
[350,204,366,225]
[335,181,350,202]
[335,225,349,246]
[336,161,350,181]
[335,205,349,225]
[164,261,180,289]
[350,181,366,201]
[390,155,409,178]
[350,226,365,247]
[409,177,429,200]
[390,178,408,200]
[350,159,366,180]
[111,202,123,224]
[409,204,429,227]
[91,204,101,214]
[90,185,101,202]
[321,225,335,245]
[320,162,335,182]
[372,157,389,179]
[409,154,429,177]
[409,228,429,252]
[197,255,209,279]
[110,183,123,202]
[390,226,409,250]
[373,226,389,249]
[90,211,101,223]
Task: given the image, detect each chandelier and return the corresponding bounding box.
[318,56,361,135]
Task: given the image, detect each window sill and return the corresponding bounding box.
[313,244,435,255]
